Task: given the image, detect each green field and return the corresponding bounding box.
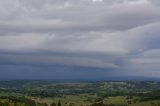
[0,80,160,106]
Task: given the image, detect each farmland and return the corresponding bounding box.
[0,80,160,106]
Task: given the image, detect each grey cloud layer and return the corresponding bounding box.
[0,0,160,79]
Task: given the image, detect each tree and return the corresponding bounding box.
[51,102,56,106]
[14,103,18,106]
[3,102,9,106]
[0,101,3,106]
[58,100,61,106]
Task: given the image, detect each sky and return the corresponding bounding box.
[0,0,160,80]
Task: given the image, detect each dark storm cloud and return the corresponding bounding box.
[0,0,160,79]
[150,0,160,5]
[0,54,118,68]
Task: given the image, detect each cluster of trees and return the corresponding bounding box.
[33,101,61,106]
[139,90,160,101]
[0,96,36,106]
[0,96,62,106]
[97,90,134,98]
[90,102,128,106]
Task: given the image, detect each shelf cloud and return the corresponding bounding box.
[0,0,160,80]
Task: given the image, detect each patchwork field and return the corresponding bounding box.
[0,80,160,106]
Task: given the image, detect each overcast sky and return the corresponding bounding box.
[0,0,160,80]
